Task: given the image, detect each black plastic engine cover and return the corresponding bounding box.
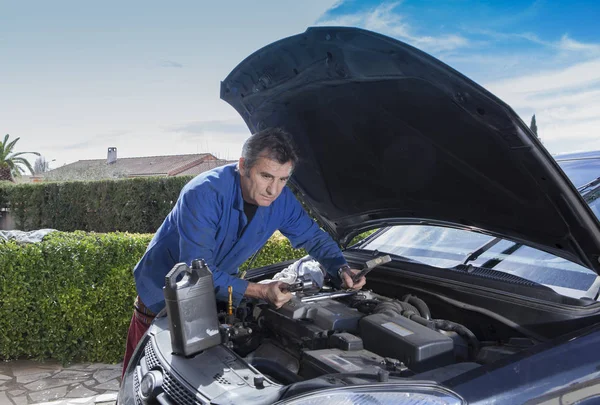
[360,313,454,372]
[277,297,364,332]
[261,297,366,351]
[301,348,386,379]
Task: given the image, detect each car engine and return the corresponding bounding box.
[218,286,481,385]
[124,268,536,405]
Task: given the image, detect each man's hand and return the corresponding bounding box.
[339,267,366,290]
[244,281,292,308]
[263,281,293,308]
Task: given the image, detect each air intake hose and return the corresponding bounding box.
[402,294,431,320]
[429,319,480,358]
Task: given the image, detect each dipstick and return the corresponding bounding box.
[227,286,233,317]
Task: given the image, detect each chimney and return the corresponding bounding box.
[107,147,117,164]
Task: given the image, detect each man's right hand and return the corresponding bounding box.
[244,281,293,308]
[263,281,293,308]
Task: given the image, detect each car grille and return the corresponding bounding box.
[139,341,206,405]
[133,371,143,405]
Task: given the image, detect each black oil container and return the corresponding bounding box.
[163,259,221,357]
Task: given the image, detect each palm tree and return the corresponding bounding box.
[0,134,40,182]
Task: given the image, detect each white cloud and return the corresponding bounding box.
[169,119,248,136]
[317,2,470,53]
[556,34,600,55]
[486,58,600,98]
[468,29,600,57]
[540,118,600,152]
[484,58,600,152]
[466,28,545,45]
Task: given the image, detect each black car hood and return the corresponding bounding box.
[220,27,600,273]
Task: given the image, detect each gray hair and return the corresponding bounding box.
[241,127,299,173]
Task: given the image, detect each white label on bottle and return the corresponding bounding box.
[382,321,413,336]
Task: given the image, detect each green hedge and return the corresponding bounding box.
[0,232,150,364]
[0,228,377,364]
[0,231,307,364]
[0,177,193,232]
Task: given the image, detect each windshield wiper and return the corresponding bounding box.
[360,249,424,265]
[462,237,502,266]
[578,177,600,196]
[480,242,523,269]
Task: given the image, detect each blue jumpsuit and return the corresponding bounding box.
[133,163,348,313]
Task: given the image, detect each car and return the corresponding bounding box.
[118,27,600,405]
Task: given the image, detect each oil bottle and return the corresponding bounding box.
[163,259,221,356]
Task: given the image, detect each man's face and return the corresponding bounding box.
[239,155,293,206]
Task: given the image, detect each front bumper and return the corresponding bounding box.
[118,316,283,405]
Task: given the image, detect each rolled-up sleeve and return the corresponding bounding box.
[176,187,249,305]
[278,189,347,281]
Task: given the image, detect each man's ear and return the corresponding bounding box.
[238,157,246,176]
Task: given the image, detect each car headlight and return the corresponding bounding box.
[276,383,464,405]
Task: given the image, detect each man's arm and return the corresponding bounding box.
[176,185,292,307]
[176,186,249,305]
[278,189,366,289]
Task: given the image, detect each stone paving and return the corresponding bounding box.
[0,360,121,405]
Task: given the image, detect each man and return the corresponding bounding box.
[122,127,366,375]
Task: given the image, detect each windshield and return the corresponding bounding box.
[362,225,599,300]
[556,156,600,220]
[586,189,600,220]
[360,154,600,300]
[556,156,600,189]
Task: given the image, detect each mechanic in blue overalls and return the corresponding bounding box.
[121,127,367,376]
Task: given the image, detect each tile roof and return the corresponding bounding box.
[42,153,231,182]
[176,159,238,177]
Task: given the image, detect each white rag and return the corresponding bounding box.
[258,255,326,288]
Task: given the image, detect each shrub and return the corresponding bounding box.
[0,177,192,232]
[0,232,151,363]
[0,231,306,364]
[0,228,373,364]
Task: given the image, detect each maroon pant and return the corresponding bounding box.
[121,297,155,378]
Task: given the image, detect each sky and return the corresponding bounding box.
[2,0,600,169]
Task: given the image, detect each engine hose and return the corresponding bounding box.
[402,294,432,320]
[373,300,420,318]
[432,319,480,359]
[350,299,380,314]
[250,358,303,385]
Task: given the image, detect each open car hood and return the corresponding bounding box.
[220,27,600,273]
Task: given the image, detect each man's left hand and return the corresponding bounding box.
[340,267,366,290]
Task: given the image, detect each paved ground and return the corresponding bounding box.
[0,360,121,405]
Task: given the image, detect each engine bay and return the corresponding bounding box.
[216,285,532,385]
[128,260,552,405]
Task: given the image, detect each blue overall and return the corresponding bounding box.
[133,163,348,313]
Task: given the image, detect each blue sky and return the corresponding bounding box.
[2,1,599,168]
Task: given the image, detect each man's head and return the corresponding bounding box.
[238,127,299,206]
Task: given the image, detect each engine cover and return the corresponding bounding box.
[360,313,454,372]
[300,348,386,379]
[261,297,365,351]
[278,297,364,332]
